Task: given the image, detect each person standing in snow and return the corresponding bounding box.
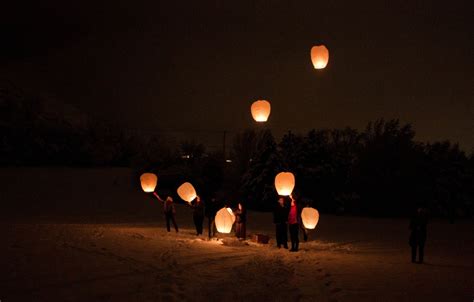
[190,195,205,235]
[409,207,428,263]
[205,197,220,239]
[234,202,247,240]
[293,192,309,242]
[288,194,300,252]
[273,197,289,249]
[153,192,179,233]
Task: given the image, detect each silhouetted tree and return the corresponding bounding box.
[241,129,282,211]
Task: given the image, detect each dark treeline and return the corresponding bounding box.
[236,125,473,219]
[1,86,473,218]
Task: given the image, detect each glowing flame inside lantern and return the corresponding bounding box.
[310,45,329,69]
[301,207,320,229]
[140,173,157,193]
[274,172,295,196]
[215,207,235,233]
[251,100,271,122]
[177,182,197,203]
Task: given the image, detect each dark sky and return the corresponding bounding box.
[1,1,473,151]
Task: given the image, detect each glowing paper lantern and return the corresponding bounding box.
[140,173,157,193]
[227,207,236,224]
[301,207,320,229]
[274,172,295,196]
[310,45,329,69]
[177,182,197,203]
[215,207,235,233]
[251,100,271,122]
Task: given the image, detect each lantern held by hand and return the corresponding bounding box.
[177,182,197,203]
[274,172,295,196]
[140,173,158,193]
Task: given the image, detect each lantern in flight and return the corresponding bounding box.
[215,207,235,233]
[251,100,271,122]
[140,173,157,193]
[310,45,329,69]
[301,207,320,229]
[274,172,295,196]
[177,182,197,203]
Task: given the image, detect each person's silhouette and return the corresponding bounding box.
[409,208,428,263]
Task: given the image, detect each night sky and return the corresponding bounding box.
[1,1,473,151]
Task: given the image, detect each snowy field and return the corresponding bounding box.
[0,168,473,301]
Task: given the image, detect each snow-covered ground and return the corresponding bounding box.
[0,168,473,301]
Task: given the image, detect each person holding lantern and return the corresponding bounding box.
[190,195,205,236]
[273,197,289,249]
[234,202,247,240]
[288,194,300,252]
[153,192,179,233]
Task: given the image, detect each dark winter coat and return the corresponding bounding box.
[234,207,247,223]
[205,199,221,219]
[273,203,289,224]
[409,213,428,246]
[191,200,205,219]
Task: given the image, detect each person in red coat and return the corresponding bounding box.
[288,195,300,252]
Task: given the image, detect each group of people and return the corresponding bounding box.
[151,192,429,261]
[273,195,308,252]
[152,192,247,240]
[152,192,308,252]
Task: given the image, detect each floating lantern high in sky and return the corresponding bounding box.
[251,100,271,122]
[177,182,197,203]
[140,173,157,193]
[310,45,329,69]
[274,172,295,196]
[301,207,320,229]
[215,207,235,233]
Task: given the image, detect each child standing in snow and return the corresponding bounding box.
[153,193,179,233]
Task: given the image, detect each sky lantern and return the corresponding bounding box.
[301,207,320,229]
[177,182,197,203]
[227,207,236,224]
[274,172,295,196]
[310,45,329,69]
[251,100,271,122]
[140,173,157,193]
[215,207,235,233]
